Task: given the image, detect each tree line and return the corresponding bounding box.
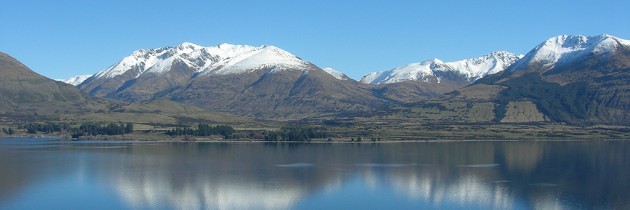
[2,128,15,135]
[165,124,235,139]
[76,122,134,136]
[6,122,331,142]
[264,127,328,141]
[19,123,70,134]
[15,122,133,137]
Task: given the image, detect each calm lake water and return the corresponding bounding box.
[1,138,629,210]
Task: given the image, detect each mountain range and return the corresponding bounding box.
[4,34,630,125]
[359,51,523,102]
[360,51,523,84]
[68,42,527,117]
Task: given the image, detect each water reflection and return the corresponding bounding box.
[1,139,629,209]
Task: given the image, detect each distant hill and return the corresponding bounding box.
[0,52,94,115]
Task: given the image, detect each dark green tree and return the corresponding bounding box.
[125,123,133,134]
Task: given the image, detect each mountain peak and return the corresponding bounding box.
[508,34,630,72]
[422,58,444,65]
[176,42,202,50]
[217,43,239,49]
[542,34,626,52]
[58,75,92,86]
[322,67,349,80]
[93,43,309,79]
[486,51,524,59]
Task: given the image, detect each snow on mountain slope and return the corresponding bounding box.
[508,34,630,72]
[360,51,522,84]
[322,67,349,80]
[93,43,310,79]
[203,45,309,75]
[57,75,92,86]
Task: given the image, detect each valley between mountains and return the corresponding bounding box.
[2,34,630,140]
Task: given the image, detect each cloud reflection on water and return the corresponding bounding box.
[1,140,630,209]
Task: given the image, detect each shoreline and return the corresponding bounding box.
[2,136,628,143]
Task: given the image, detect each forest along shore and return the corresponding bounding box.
[2,122,629,141]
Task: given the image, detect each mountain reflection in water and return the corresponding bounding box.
[1,139,629,209]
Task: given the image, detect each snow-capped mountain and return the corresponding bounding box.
[360,51,523,84]
[322,67,350,80]
[58,75,91,86]
[469,34,630,125]
[93,42,311,79]
[78,42,385,118]
[507,34,630,72]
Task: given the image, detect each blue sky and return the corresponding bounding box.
[1,0,629,80]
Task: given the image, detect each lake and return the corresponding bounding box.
[0,138,629,210]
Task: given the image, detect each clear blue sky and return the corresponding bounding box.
[1,0,629,80]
